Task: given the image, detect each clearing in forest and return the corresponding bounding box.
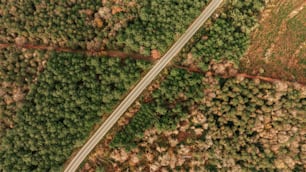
[240,0,306,84]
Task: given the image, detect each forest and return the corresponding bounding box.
[110,68,305,171]
[0,48,50,138]
[1,0,305,171]
[0,52,149,171]
[178,0,265,71]
[113,0,209,55]
[111,68,206,149]
[0,0,104,49]
[111,0,267,150]
[0,0,209,56]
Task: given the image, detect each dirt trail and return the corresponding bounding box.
[0,43,154,62]
[174,65,305,85]
[1,42,303,85]
[233,74,290,84]
[288,1,306,19]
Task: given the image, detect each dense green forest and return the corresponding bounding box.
[1,0,209,56]
[113,0,209,55]
[0,48,49,138]
[179,0,265,70]
[110,68,305,171]
[110,0,268,149]
[0,0,142,50]
[0,53,149,171]
[111,68,206,149]
[0,0,104,49]
[1,0,304,171]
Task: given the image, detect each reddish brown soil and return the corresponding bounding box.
[0,43,154,62]
[174,65,305,85]
[240,0,306,84]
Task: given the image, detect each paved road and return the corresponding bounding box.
[64,0,223,171]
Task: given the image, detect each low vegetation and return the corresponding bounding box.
[240,0,306,83]
[0,53,149,171]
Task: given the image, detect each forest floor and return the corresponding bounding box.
[240,0,306,84]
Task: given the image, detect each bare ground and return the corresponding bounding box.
[240,0,306,84]
[0,43,154,62]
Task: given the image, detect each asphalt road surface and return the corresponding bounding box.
[64,0,223,171]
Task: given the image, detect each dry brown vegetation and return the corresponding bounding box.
[240,0,306,84]
[82,67,306,172]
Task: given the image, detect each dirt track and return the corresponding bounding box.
[1,42,304,85]
[0,43,153,61]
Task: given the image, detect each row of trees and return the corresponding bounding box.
[0,52,149,171]
[111,68,305,171]
[180,0,265,70]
